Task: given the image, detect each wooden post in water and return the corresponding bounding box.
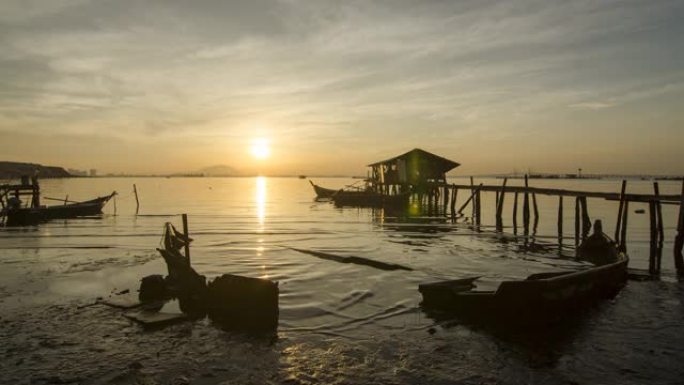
[457,184,483,216]
[512,191,519,233]
[648,199,658,275]
[557,196,563,246]
[574,197,580,247]
[615,180,627,244]
[654,182,664,273]
[182,213,191,267]
[674,180,684,274]
[620,200,629,252]
[475,190,482,226]
[580,197,591,240]
[450,185,457,219]
[532,193,539,233]
[133,184,140,214]
[523,175,530,235]
[470,177,475,221]
[443,186,450,215]
[496,178,507,230]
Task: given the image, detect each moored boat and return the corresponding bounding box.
[332,190,411,208]
[309,180,338,199]
[4,192,116,226]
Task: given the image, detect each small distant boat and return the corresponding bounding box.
[4,192,117,226]
[420,224,628,325]
[309,180,338,199]
[298,175,306,179]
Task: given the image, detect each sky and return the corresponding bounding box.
[0,0,683,176]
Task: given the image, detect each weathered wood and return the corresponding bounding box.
[512,191,519,232]
[496,178,507,230]
[470,177,475,220]
[523,175,530,235]
[620,201,629,252]
[649,200,657,275]
[557,196,563,244]
[182,214,191,267]
[133,184,140,214]
[532,193,539,232]
[654,183,664,273]
[615,180,627,243]
[457,184,483,215]
[450,185,457,218]
[475,190,482,226]
[580,197,591,240]
[446,183,679,203]
[575,197,580,247]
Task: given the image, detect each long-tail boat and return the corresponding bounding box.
[309,180,338,199]
[331,190,411,208]
[419,222,628,325]
[4,192,117,226]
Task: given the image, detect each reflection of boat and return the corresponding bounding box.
[309,180,338,199]
[419,252,628,325]
[332,190,411,208]
[5,192,117,226]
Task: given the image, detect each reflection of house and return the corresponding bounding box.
[368,148,459,193]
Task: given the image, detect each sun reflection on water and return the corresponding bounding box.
[256,176,267,227]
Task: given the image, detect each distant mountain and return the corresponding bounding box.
[0,161,71,180]
[197,165,239,176]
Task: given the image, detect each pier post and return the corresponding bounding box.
[649,200,658,275]
[532,193,539,233]
[475,190,482,226]
[620,200,629,252]
[615,180,627,243]
[557,196,563,246]
[574,197,580,247]
[654,182,664,273]
[580,197,591,240]
[443,186,450,215]
[674,180,684,274]
[496,178,507,231]
[512,191,519,233]
[470,177,475,221]
[523,175,530,235]
[450,185,457,219]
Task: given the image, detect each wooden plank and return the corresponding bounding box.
[447,183,680,202]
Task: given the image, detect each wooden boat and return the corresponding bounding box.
[5,192,116,226]
[419,252,629,325]
[309,180,338,199]
[332,190,411,208]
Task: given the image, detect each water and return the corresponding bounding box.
[1,176,683,384]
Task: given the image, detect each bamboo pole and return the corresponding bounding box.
[649,200,657,275]
[575,197,580,247]
[580,197,591,240]
[523,175,530,235]
[654,182,664,273]
[512,191,519,233]
[558,196,563,245]
[182,213,191,266]
[457,184,483,215]
[133,184,140,214]
[496,178,507,230]
[615,180,627,243]
[532,192,539,232]
[620,201,629,252]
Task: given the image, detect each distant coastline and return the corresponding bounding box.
[0,161,71,180]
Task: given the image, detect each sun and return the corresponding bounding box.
[250,138,271,160]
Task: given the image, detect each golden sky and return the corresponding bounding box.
[1,1,683,176]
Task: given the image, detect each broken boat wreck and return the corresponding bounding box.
[103,216,279,331]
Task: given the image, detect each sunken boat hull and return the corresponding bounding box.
[419,253,629,325]
[5,192,116,226]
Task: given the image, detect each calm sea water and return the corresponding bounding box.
[1,177,683,385]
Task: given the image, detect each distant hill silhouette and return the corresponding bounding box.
[197,165,239,176]
[0,161,71,179]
